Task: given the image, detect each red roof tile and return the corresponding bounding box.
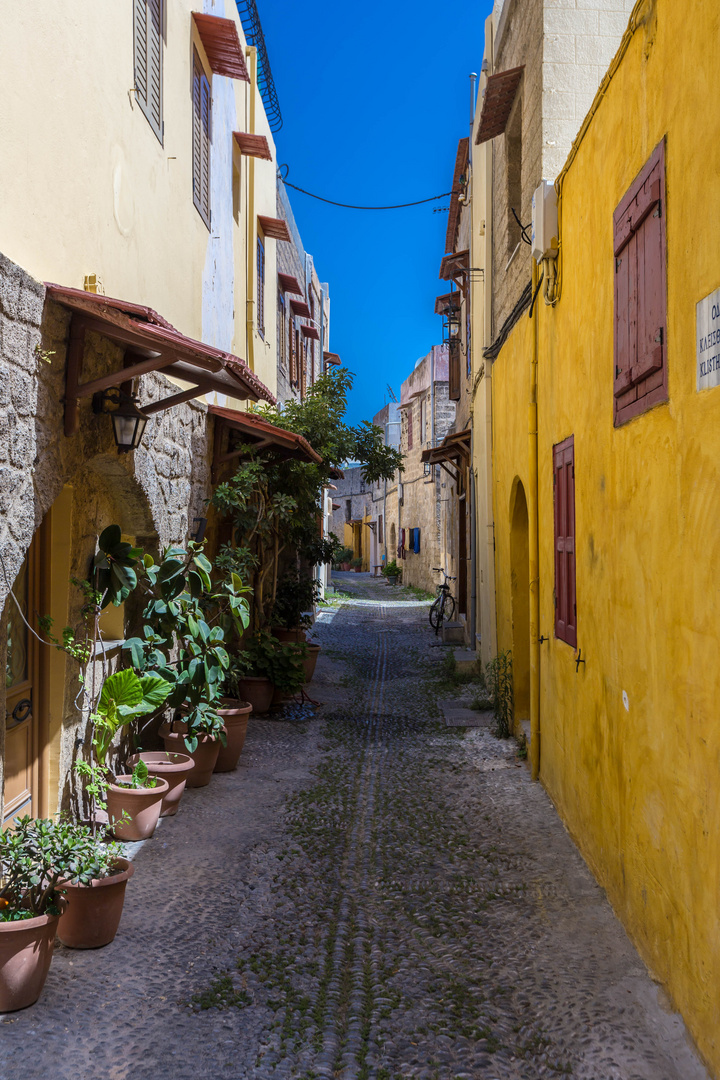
[258,216,291,242]
[434,291,462,316]
[301,324,320,340]
[208,405,322,464]
[445,138,469,254]
[45,284,274,404]
[475,66,524,145]
[439,250,469,281]
[278,272,303,295]
[192,12,250,81]
[290,298,311,318]
[233,132,272,160]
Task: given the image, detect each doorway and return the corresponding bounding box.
[4,517,49,826]
[510,480,530,728]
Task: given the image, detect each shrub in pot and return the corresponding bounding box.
[234,632,307,709]
[55,826,134,949]
[381,559,402,585]
[159,702,226,787]
[302,642,322,684]
[0,817,78,1010]
[351,557,363,573]
[271,573,320,641]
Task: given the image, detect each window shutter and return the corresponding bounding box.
[553,436,576,647]
[407,410,413,450]
[449,340,461,401]
[613,141,667,425]
[378,515,383,544]
[192,51,211,229]
[134,0,163,144]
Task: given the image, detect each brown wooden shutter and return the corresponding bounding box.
[379,515,383,544]
[289,321,296,384]
[553,436,576,647]
[134,0,163,144]
[192,51,211,228]
[407,409,413,450]
[449,340,461,400]
[613,140,667,426]
[256,238,265,336]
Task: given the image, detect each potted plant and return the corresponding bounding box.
[381,559,402,586]
[55,827,134,950]
[268,639,308,706]
[302,639,322,684]
[271,572,319,642]
[79,668,172,841]
[351,557,363,573]
[125,750,194,817]
[231,632,307,712]
[213,659,254,773]
[336,545,354,571]
[0,817,75,1011]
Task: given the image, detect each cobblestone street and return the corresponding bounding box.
[0,576,708,1080]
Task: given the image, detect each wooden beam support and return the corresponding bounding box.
[142,382,215,416]
[75,353,174,398]
[63,316,86,436]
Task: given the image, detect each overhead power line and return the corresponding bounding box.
[278,168,452,211]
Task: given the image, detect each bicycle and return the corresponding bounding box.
[429,568,456,635]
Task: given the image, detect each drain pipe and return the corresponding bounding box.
[468,72,478,650]
[245,46,257,374]
[529,257,541,780]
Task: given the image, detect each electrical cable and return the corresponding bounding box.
[512,207,532,245]
[528,271,545,319]
[278,167,452,211]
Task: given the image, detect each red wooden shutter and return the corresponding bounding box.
[553,436,576,647]
[449,340,461,401]
[614,140,667,425]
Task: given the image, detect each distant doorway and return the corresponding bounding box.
[509,480,530,728]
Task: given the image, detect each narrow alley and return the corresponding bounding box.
[0,579,706,1080]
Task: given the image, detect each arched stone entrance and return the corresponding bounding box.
[509,479,530,730]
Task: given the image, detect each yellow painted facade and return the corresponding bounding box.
[0,0,279,400]
[489,0,720,1071]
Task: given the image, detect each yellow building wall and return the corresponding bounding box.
[0,1,279,400]
[491,1,720,1071]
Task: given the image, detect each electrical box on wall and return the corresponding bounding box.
[531,180,559,262]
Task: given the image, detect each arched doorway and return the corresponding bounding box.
[509,479,530,729]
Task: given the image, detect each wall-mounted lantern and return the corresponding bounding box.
[93,389,149,453]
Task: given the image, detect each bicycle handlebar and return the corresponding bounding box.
[433,567,456,581]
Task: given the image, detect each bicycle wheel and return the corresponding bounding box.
[443,594,456,622]
[429,598,443,634]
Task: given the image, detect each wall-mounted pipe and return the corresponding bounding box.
[529,257,541,780]
[245,46,257,375]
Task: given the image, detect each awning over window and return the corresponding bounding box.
[301,324,320,340]
[446,138,469,254]
[233,132,272,160]
[209,404,323,480]
[439,250,469,281]
[420,428,471,466]
[47,284,275,435]
[323,351,341,366]
[192,13,250,81]
[290,298,311,318]
[434,291,462,316]
[258,215,291,242]
[475,66,524,145]
[278,272,303,295]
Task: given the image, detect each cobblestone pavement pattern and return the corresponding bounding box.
[0,573,709,1080]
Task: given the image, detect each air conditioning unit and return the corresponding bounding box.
[531,180,558,262]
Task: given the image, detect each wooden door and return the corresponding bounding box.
[4,527,45,826]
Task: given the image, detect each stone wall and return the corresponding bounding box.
[0,251,214,817]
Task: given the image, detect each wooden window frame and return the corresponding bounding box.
[277,291,286,370]
[613,139,667,426]
[257,237,265,338]
[134,0,164,145]
[192,49,211,229]
[553,435,576,648]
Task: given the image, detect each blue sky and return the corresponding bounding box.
[257,0,493,426]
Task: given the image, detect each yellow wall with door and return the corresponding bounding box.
[490,0,720,1071]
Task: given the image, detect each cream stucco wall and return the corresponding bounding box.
[0,0,279,401]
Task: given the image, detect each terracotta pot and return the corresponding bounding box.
[214,700,252,772]
[57,858,134,949]
[353,566,362,572]
[272,626,308,643]
[302,644,321,683]
[341,562,351,571]
[0,908,63,1012]
[270,684,292,707]
[159,723,221,787]
[127,751,193,817]
[237,676,274,715]
[106,776,169,841]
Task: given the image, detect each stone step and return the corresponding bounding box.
[442,620,466,644]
